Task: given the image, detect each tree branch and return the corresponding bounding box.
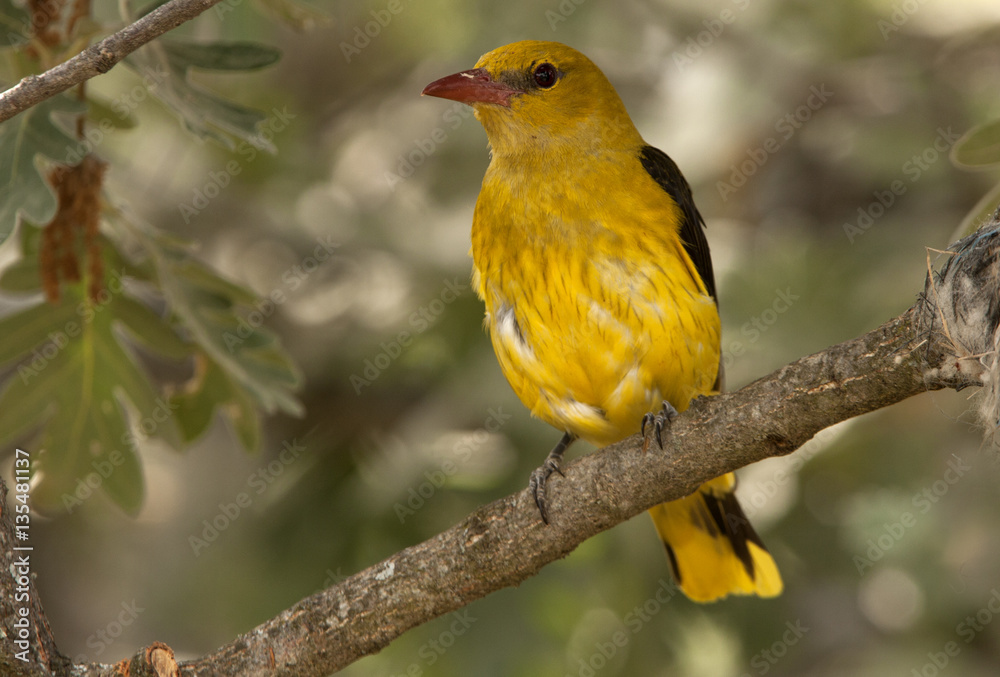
[0,0,225,124]
[175,225,999,676]
[3,223,998,675]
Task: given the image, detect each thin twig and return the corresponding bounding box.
[0,0,225,123]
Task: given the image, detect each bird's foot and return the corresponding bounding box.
[641,401,679,452]
[529,432,575,524]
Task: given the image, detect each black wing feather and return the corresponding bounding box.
[638,145,717,302]
[700,490,766,581]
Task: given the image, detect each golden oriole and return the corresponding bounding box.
[423,40,782,602]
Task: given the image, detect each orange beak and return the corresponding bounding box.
[421,68,521,107]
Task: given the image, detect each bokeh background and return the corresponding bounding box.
[6,0,1000,674]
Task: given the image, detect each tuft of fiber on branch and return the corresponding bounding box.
[986,326,1000,448]
[922,216,1000,445]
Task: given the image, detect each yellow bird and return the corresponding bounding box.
[423,40,781,602]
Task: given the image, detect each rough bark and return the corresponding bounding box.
[0,480,68,677]
[2,223,998,675]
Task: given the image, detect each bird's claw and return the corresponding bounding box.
[529,432,574,525]
[529,457,564,525]
[641,401,679,452]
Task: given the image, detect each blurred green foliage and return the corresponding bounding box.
[3,0,1000,675]
[0,2,303,513]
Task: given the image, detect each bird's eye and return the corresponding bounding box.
[533,63,558,88]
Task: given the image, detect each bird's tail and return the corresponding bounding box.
[648,473,782,603]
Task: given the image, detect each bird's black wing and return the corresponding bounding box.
[639,145,723,392]
[638,145,717,302]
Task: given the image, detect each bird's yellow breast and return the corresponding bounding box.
[471,148,720,447]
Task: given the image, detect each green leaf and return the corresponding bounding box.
[162,260,303,415]
[162,40,282,72]
[255,0,333,31]
[951,119,1000,169]
[176,258,257,305]
[0,0,31,47]
[92,426,145,513]
[170,357,261,452]
[0,372,58,449]
[169,73,276,151]
[123,217,303,423]
[0,95,87,245]
[0,221,43,292]
[0,255,42,292]
[0,285,183,514]
[124,38,283,151]
[0,211,304,512]
[0,298,78,365]
[114,295,191,360]
[17,216,42,255]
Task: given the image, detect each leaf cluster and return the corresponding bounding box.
[0,0,328,512]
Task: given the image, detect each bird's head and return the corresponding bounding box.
[422,41,642,158]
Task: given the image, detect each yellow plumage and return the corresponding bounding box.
[424,40,781,602]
